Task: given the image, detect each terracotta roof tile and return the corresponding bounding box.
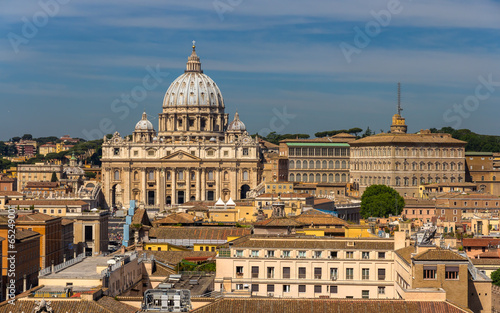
[0,191,23,196]
[350,132,466,145]
[257,193,312,199]
[294,209,348,226]
[0,299,116,313]
[191,299,468,313]
[141,250,217,266]
[16,212,60,222]
[8,199,88,206]
[96,296,138,313]
[253,218,304,227]
[148,227,251,241]
[462,238,500,248]
[152,213,202,225]
[413,248,467,261]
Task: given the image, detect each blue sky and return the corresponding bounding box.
[0,0,499,141]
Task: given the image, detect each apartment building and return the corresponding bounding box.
[435,193,500,222]
[215,235,395,299]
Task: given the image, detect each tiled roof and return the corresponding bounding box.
[148,227,251,240]
[462,238,500,248]
[413,248,467,261]
[294,209,348,226]
[0,300,117,313]
[132,208,152,226]
[191,299,468,313]
[476,249,500,258]
[16,212,60,222]
[313,198,335,205]
[350,132,466,145]
[152,213,202,225]
[229,235,393,250]
[16,229,41,241]
[472,258,500,265]
[436,193,500,200]
[258,138,279,148]
[96,296,138,313]
[395,245,415,265]
[24,181,60,188]
[253,218,304,227]
[8,199,88,206]
[0,191,23,196]
[61,218,74,226]
[257,193,312,199]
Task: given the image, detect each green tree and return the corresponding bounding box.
[22,134,33,141]
[491,268,500,286]
[50,172,58,182]
[360,185,405,218]
[362,127,373,138]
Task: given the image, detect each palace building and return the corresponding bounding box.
[101,44,261,209]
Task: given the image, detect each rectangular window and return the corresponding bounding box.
[376,268,386,281]
[362,290,369,299]
[314,267,322,279]
[243,148,249,156]
[378,286,385,294]
[267,250,275,257]
[251,284,259,292]
[330,285,338,294]
[362,268,370,280]
[236,250,243,257]
[314,285,322,293]
[283,285,291,293]
[298,285,306,293]
[346,268,354,280]
[330,251,338,259]
[251,250,259,257]
[423,266,437,279]
[378,252,385,259]
[362,251,370,259]
[251,266,259,278]
[267,267,275,279]
[282,250,291,258]
[282,267,290,279]
[298,250,306,258]
[298,267,306,279]
[445,266,459,280]
[330,268,338,280]
[267,285,274,292]
[346,251,354,259]
[314,251,322,258]
[236,266,243,275]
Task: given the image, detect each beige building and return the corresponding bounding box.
[17,163,63,190]
[350,112,466,197]
[465,152,500,196]
[280,134,356,184]
[101,45,261,209]
[215,235,396,299]
[64,211,109,256]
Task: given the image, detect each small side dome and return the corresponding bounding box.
[228,112,246,131]
[135,112,154,130]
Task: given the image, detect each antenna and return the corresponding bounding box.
[397,82,402,115]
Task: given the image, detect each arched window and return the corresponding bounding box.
[114,170,120,180]
[420,163,425,171]
[134,171,139,181]
[322,161,327,169]
[296,160,302,169]
[328,174,333,182]
[335,161,340,169]
[290,173,295,182]
[224,171,229,181]
[303,161,308,169]
[243,171,249,181]
[458,163,463,171]
[148,170,155,181]
[178,171,184,180]
[420,177,425,184]
[341,173,346,182]
[309,173,314,182]
[395,177,401,186]
[412,177,417,186]
[450,163,455,171]
[341,160,346,169]
[335,174,340,182]
[329,161,333,169]
[289,160,295,169]
[316,160,321,169]
[296,173,301,182]
[404,177,409,186]
[435,162,440,170]
[191,171,196,180]
[303,174,308,182]
[322,174,327,182]
[316,173,321,182]
[458,176,463,183]
[208,171,214,180]
[451,176,456,183]
[309,161,314,169]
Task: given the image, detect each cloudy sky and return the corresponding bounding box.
[1,0,499,141]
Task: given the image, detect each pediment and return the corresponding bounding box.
[160,150,202,161]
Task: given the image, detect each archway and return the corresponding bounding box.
[111,184,117,207]
[240,184,251,199]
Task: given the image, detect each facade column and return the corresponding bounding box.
[215,168,221,200]
[171,169,177,205]
[142,169,147,205]
[231,168,238,200]
[159,168,165,210]
[195,169,201,200]
[186,168,191,202]
[201,168,206,201]
[156,169,161,207]
[124,167,130,205]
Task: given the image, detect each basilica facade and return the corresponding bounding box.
[101,44,261,209]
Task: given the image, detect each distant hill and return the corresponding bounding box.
[430,127,500,152]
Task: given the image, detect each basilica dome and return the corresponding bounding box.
[162,44,224,108]
[228,112,246,131]
[135,112,154,130]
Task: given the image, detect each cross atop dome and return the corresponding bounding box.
[186,41,203,73]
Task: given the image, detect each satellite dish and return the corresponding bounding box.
[91,208,98,212]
